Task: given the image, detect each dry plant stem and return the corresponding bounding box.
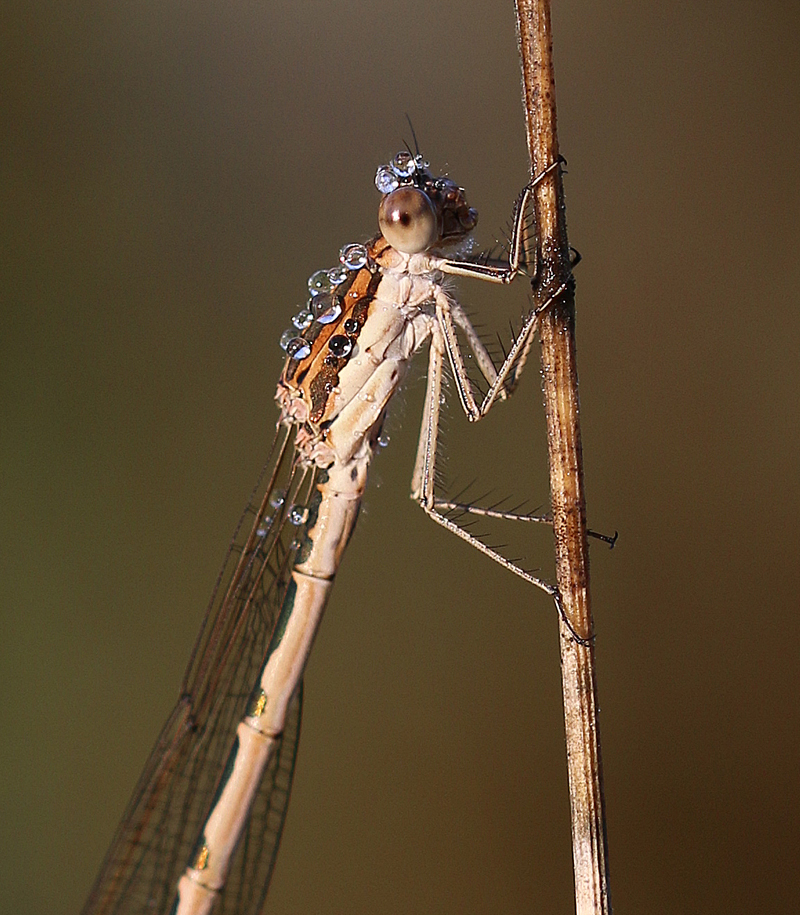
[514,1,611,913]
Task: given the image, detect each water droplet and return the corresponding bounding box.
[270,490,285,510]
[289,505,309,526]
[375,165,399,194]
[339,243,368,270]
[310,293,332,317]
[279,329,295,350]
[308,269,334,295]
[292,309,313,330]
[315,300,342,325]
[328,335,352,358]
[286,337,311,360]
[343,317,359,335]
[327,266,348,286]
[391,151,416,177]
[378,433,390,448]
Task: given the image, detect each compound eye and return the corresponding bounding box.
[378,187,438,254]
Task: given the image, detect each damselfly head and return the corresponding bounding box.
[375,152,478,255]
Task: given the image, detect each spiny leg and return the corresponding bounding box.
[431,157,564,286]
[424,274,610,634]
[435,280,572,422]
[432,500,618,548]
[411,159,596,640]
[428,160,574,418]
[410,324,590,643]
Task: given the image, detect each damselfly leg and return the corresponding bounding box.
[410,279,574,597]
[409,161,579,606]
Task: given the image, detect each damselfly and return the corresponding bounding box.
[82,149,570,915]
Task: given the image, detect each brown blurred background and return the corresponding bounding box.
[3,2,798,913]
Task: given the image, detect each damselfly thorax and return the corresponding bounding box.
[277,154,483,471]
